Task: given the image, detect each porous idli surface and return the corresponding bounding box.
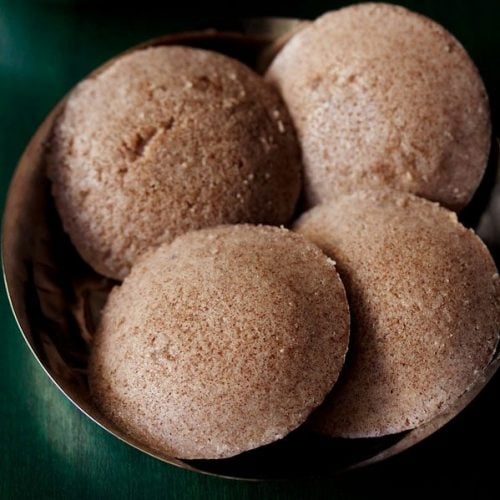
[295,190,500,437]
[267,3,490,210]
[89,225,350,459]
[48,46,302,279]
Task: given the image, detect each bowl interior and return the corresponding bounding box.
[2,25,500,480]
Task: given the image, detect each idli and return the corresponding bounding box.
[89,225,350,458]
[295,190,500,437]
[48,46,302,280]
[266,3,490,210]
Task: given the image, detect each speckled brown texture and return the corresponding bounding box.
[266,3,490,210]
[295,190,500,437]
[48,46,302,280]
[88,225,350,459]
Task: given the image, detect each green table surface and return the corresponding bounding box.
[1,1,500,498]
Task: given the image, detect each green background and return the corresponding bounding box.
[1,1,499,498]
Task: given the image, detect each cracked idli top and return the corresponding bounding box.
[48,46,302,279]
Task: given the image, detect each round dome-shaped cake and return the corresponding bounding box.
[48,46,302,280]
[89,225,350,459]
[266,3,490,210]
[294,190,500,437]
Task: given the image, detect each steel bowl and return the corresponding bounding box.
[2,18,500,480]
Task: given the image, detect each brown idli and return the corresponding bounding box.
[295,190,500,437]
[266,3,490,210]
[48,46,302,280]
[89,225,350,459]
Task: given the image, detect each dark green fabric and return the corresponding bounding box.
[1,1,499,498]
